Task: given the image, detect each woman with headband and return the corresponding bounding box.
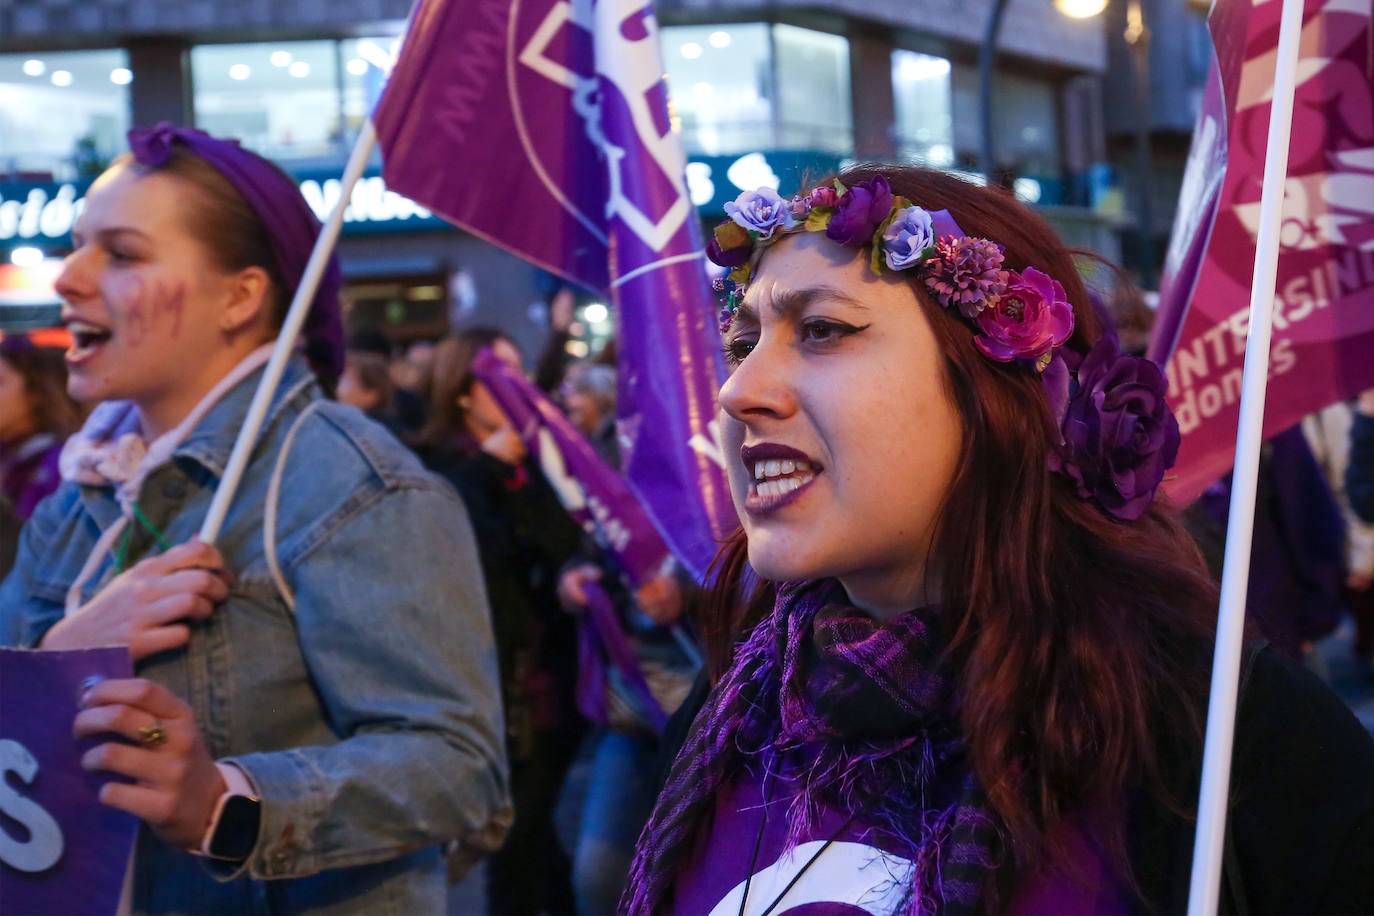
[0,125,510,912]
[623,166,1374,913]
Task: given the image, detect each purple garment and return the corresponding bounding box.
[0,434,63,520]
[674,754,1129,915]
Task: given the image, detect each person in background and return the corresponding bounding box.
[0,334,82,520]
[624,166,1374,913]
[417,325,586,916]
[337,348,408,441]
[553,355,698,913]
[347,327,427,438]
[561,360,618,468]
[0,125,509,914]
[1348,388,1374,523]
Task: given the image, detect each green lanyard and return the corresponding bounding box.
[112,501,172,573]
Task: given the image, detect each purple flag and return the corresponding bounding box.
[373,0,735,579]
[1149,0,1374,505]
[472,347,671,586]
[0,647,137,915]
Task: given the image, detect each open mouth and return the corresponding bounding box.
[65,320,112,363]
[741,444,823,512]
[752,457,818,499]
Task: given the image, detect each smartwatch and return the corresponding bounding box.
[200,793,261,861]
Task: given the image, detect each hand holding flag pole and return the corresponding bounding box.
[1186,0,1305,910]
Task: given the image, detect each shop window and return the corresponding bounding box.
[662,24,773,156]
[773,25,852,155]
[951,64,1061,180]
[891,50,953,167]
[192,41,343,164]
[0,49,131,181]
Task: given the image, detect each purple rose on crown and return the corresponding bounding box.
[882,205,936,270]
[825,176,894,247]
[724,187,796,239]
[973,267,1073,362]
[1049,336,1180,521]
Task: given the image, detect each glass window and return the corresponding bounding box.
[662,24,773,156]
[340,36,405,139]
[772,25,851,155]
[950,64,1060,178]
[891,50,953,167]
[192,41,343,164]
[0,49,131,181]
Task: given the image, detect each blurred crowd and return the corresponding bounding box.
[4,277,1374,914]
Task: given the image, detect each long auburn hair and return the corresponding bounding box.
[700,165,1219,885]
[416,326,515,452]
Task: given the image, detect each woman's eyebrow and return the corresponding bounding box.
[765,286,869,318]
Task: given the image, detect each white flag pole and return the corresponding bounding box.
[1186,0,1305,911]
[197,120,377,544]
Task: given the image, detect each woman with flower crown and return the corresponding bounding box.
[622,166,1374,914]
[0,125,510,913]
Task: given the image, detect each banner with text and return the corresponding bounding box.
[1150,0,1374,504]
[0,647,136,915]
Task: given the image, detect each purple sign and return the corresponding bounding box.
[0,647,137,915]
[372,0,736,580]
[1150,0,1374,504]
[472,346,671,586]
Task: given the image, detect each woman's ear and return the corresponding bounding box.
[219,265,274,335]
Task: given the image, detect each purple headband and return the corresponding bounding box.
[127,123,345,379]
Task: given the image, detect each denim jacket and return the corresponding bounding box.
[0,356,511,914]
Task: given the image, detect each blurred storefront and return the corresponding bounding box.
[1,0,1122,353]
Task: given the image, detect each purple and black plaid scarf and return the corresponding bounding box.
[622,578,1005,914]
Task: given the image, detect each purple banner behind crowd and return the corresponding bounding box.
[0,647,137,915]
[1150,0,1374,504]
[472,347,672,586]
[372,0,735,580]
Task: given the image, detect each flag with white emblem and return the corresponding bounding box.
[372,0,735,579]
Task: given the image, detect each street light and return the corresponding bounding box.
[978,0,1155,283]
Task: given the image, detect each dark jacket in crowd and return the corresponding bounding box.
[1348,411,1374,523]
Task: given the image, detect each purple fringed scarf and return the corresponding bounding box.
[622,579,1005,914]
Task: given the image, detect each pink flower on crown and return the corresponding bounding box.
[921,236,1007,318]
[973,267,1074,363]
[806,186,839,209]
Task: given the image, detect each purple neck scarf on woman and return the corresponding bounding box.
[622,579,1005,914]
[125,123,345,380]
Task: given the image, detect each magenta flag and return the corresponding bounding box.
[372,0,735,579]
[0,647,137,914]
[1150,0,1374,504]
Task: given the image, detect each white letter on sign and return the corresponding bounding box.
[0,739,65,872]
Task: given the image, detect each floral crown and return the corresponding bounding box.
[707,174,1180,521]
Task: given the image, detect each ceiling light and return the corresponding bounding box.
[270,50,292,67]
[680,42,703,60]
[110,67,133,85]
[708,31,731,48]
[229,63,251,80]
[22,59,45,77]
[10,247,44,268]
[346,57,369,76]
[583,303,609,324]
[50,70,72,87]
[1055,0,1109,17]
[288,61,310,78]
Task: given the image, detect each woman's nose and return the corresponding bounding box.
[718,338,797,423]
[54,247,97,305]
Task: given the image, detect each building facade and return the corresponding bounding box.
[1,0,1142,351]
